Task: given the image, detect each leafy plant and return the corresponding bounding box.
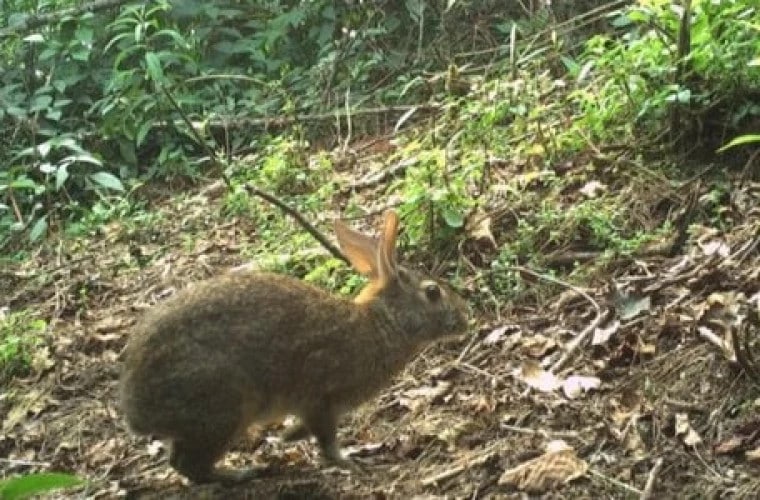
[0,310,47,384]
[572,1,760,146]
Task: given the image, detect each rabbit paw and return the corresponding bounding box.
[323,455,368,476]
[209,466,263,484]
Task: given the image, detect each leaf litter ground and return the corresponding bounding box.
[2,170,760,499]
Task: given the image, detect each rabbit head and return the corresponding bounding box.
[335,210,469,343]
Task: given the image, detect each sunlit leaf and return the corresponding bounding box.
[442,208,464,228]
[55,165,69,190]
[89,172,125,192]
[29,216,47,242]
[145,52,164,83]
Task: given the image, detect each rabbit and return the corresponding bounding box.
[119,210,469,484]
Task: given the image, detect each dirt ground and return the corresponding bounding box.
[3,176,760,499]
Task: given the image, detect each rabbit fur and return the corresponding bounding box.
[119,210,469,483]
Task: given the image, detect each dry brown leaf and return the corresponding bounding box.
[465,209,497,250]
[484,325,511,345]
[93,315,129,333]
[714,436,744,455]
[622,424,647,459]
[2,388,53,433]
[562,375,601,399]
[514,360,562,392]
[675,413,703,446]
[521,334,557,358]
[698,239,730,258]
[402,381,452,400]
[31,346,55,372]
[592,320,620,346]
[579,180,606,198]
[498,444,588,493]
[147,440,164,457]
[610,391,644,428]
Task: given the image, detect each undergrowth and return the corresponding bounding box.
[0,310,47,384]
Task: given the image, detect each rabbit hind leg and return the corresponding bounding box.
[169,431,255,484]
[168,400,255,483]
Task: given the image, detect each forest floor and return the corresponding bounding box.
[3,161,760,499]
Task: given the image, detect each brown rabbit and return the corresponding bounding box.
[119,210,469,483]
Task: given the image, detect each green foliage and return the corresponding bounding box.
[0,310,47,384]
[0,472,83,500]
[571,0,760,144]
[392,145,476,249]
[5,0,495,248]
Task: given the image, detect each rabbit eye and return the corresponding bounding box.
[423,282,441,301]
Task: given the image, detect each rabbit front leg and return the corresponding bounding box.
[301,410,366,474]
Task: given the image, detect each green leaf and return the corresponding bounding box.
[9,178,39,191]
[56,165,69,190]
[0,472,83,500]
[66,154,102,166]
[75,26,94,44]
[30,94,53,112]
[29,216,48,242]
[442,208,464,228]
[145,52,165,83]
[23,33,44,43]
[717,134,760,152]
[89,172,125,192]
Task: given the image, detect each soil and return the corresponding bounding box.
[3,176,760,499]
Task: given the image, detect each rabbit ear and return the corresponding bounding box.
[334,220,379,278]
[376,210,399,283]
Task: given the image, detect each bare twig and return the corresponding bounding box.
[500,424,580,440]
[507,266,604,373]
[588,468,642,496]
[420,445,498,486]
[244,185,347,263]
[641,457,665,499]
[0,457,52,467]
[159,85,228,184]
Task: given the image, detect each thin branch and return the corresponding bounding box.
[640,458,665,500]
[159,84,228,175]
[244,185,347,263]
[507,266,604,374]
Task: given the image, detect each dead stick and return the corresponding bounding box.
[244,185,347,263]
[640,458,664,500]
[508,266,603,373]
